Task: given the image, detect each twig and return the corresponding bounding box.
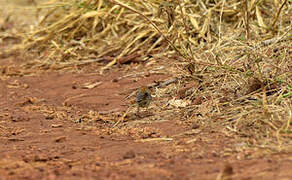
[245,0,250,40]
[157,77,179,88]
[271,0,287,27]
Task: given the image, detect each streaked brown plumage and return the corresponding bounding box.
[136,86,152,114]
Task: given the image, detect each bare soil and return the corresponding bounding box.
[0,55,291,180]
[0,1,291,180]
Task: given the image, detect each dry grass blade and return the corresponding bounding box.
[256,5,267,29]
[135,137,173,142]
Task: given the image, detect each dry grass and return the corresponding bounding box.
[2,0,292,150]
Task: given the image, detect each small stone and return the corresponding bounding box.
[123,150,136,159]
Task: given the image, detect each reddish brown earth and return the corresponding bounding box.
[1,2,292,179]
[0,55,292,180]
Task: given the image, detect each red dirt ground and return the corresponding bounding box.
[0,55,291,180]
[1,1,292,179]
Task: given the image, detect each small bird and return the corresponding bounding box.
[136,86,152,114]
